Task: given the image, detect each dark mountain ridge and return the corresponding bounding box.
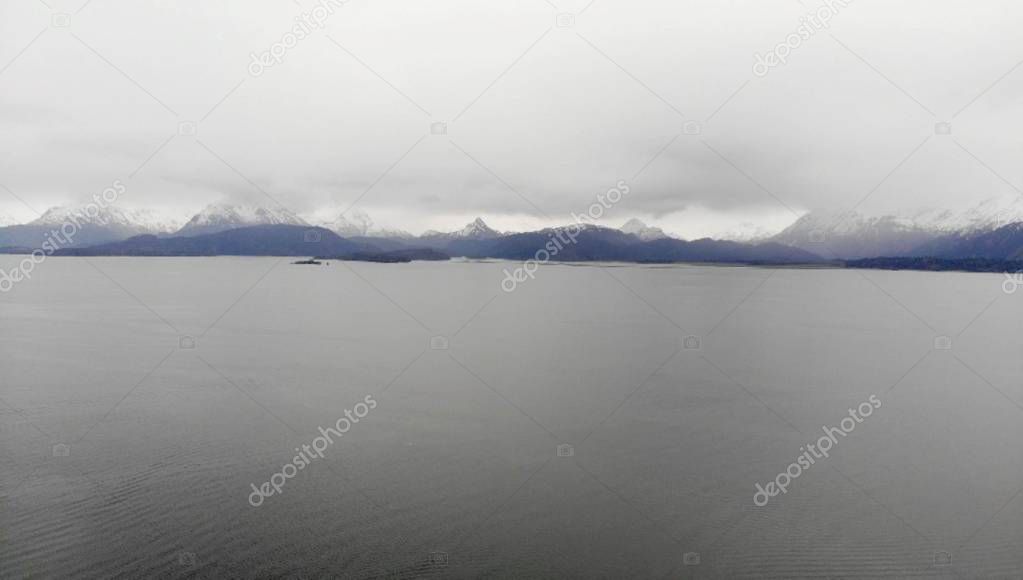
[49,222,825,265]
[376,225,823,264]
[54,225,367,257]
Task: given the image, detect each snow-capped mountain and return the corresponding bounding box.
[455,217,500,238]
[320,208,413,239]
[907,195,1023,234]
[772,196,1023,259]
[424,217,501,240]
[0,204,178,249]
[30,205,177,233]
[323,208,374,237]
[620,218,669,241]
[771,210,935,259]
[129,209,183,234]
[176,203,306,237]
[0,214,19,227]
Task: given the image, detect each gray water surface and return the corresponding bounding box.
[2,257,1022,578]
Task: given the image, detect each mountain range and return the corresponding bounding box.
[9,195,1023,267]
[51,219,823,265]
[0,203,421,249]
[770,195,1023,259]
[56,225,362,257]
[0,205,178,250]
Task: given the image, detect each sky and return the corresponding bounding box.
[0,0,1021,238]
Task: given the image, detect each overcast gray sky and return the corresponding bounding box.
[0,0,1021,237]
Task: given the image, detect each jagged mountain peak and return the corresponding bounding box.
[456,217,499,238]
[420,217,501,239]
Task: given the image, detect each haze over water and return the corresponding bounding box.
[3,257,1022,578]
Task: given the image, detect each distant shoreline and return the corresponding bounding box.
[2,248,1017,276]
